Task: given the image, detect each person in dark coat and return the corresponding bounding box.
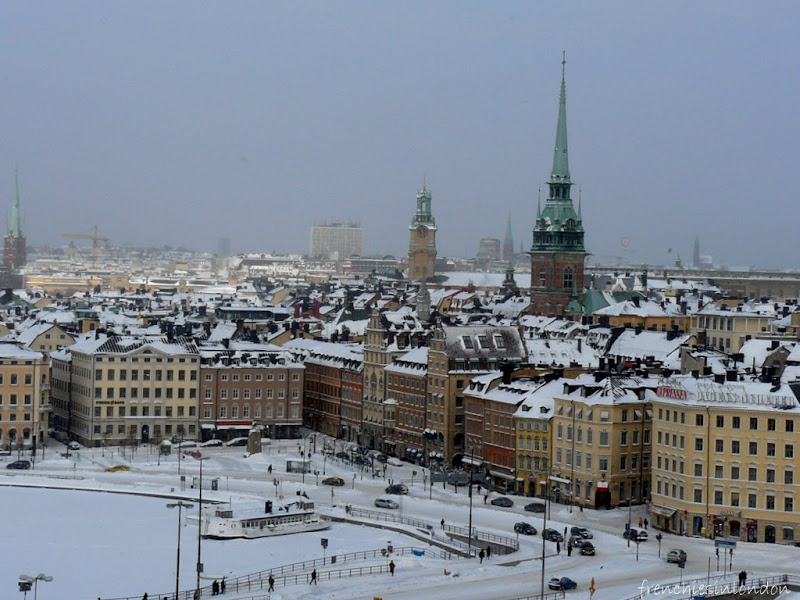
[441,518,445,529]
[556,541,561,554]
[486,546,491,559]
[567,543,572,556]
[220,578,225,594]
[389,560,395,576]
[478,549,485,563]
[310,569,317,585]
[268,575,275,591]
[212,580,219,596]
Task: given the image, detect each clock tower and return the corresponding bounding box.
[407,183,437,281]
[529,54,587,316]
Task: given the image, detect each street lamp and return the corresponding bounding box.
[19,574,53,600]
[167,501,193,600]
[195,457,208,596]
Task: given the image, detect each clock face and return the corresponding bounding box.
[416,226,428,238]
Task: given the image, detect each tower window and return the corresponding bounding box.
[564,266,574,289]
[539,269,547,287]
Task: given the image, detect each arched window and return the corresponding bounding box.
[564,266,573,289]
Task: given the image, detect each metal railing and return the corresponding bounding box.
[94,546,445,600]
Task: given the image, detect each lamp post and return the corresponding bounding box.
[19,574,53,600]
[195,457,208,596]
[167,500,193,600]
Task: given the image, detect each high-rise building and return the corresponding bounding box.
[3,170,26,271]
[309,223,363,260]
[529,55,587,316]
[407,184,437,281]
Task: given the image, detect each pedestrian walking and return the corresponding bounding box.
[567,543,572,557]
[389,560,395,576]
[441,518,445,529]
[486,546,491,559]
[644,518,648,529]
[212,580,219,596]
[268,575,275,592]
[142,594,148,600]
[563,526,567,537]
[638,517,643,528]
[556,541,561,554]
[478,549,485,563]
[483,493,488,504]
[310,569,317,585]
[220,578,226,594]
[268,464,272,474]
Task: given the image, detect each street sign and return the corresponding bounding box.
[714,540,737,548]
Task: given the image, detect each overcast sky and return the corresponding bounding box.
[1,2,798,268]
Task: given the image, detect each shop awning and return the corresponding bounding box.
[489,470,516,481]
[461,455,482,466]
[649,504,677,518]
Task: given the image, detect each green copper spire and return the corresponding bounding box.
[8,168,22,237]
[410,178,436,228]
[551,51,570,183]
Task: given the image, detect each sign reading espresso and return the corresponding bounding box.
[656,386,687,401]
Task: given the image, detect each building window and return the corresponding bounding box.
[786,471,794,485]
[715,440,723,453]
[766,496,775,510]
[731,466,739,480]
[731,492,739,507]
[732,416,740,429]
[748,494,757,508]
[694,489,702,503]
[786,498,794,512]
[749,417,758,430]
[768,418,776,431]
[748,467,757,481]
[786,444,794,458]
[599,431,609,446]
[695,438,704,452]
[749,441,757,455]
[714,490,723,505]
[620,431,628,445]
[767,469,775,483]
[563,266,573,289]
[694,464,702,477]
[716,415,724,427]
[787,419,794,433]
[767,443,776,457]
[731,441,740,454]
[696,414,704,427]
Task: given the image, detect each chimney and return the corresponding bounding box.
[770,340,779,351]
[691,370,700,379]
[632,296,640,308]
[501,362,514,384]
[726,369,738,382]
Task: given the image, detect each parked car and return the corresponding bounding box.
[386,457,403,467]
[491,496,514,507]
[199,439,223,447]
[322,477,345,486]
[335,452,351,461]
[6,460,31,470]
[548,577,577,591]
[68,441,81,451]
[542,528,563,542]
[514,522,537,535]
[225,438,248,447]
[374,453,389,463]
[374,498,399,509]
[666,549,687,564]
[524,502,546,513]
[384,484,409,495]
[579,541,596,556]
[568,536,583,548]
[570,526,593,539]
[623,528,648,542]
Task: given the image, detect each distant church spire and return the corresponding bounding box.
[8,167,22,237]
[502,213,514,262]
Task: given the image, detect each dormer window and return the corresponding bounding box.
[494,335,506,349]
[477,335,490,349]
[462,336,474,350]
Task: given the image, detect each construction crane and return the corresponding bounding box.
[62,225,109,263]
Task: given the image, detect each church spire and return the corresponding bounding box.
[8,168,22,237]
[550,51,571,183]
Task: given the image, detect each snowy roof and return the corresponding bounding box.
[0,342,43,360]
[653,375,800,412]
[526,338,599,368]
[606,330,692,362]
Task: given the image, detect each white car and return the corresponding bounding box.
[199,439,223,447]
[386,457,403,467]
[374,498,399,509]
[68,441,81,451]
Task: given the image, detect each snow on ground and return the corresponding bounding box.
[2,438,800,600]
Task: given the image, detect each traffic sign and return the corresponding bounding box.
[714,540,737,548]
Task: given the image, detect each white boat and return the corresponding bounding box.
[203,499,329,539]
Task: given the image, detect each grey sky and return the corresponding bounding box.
[2,2,798,268]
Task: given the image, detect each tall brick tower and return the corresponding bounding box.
[529,54,587,316]
[407,182,437,281]
[3,170,27,271]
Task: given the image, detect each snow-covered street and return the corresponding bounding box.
[3,439,799,599]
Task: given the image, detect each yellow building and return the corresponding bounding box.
[650,375,799,543]
[513,378,561,497]
[691,304,774,354]
[0,344,50,451]
[592,297,689,332]
[551,374,655,509]
[51,334,200,446]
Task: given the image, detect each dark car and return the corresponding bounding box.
[225,437,248,447]
[623,528,648,542]
[524,502,546,513]
[579,541,596,556]
[568,535,583,548]
[548,577,577,591]
[571,526,593,539]
[335,452,350,461]
[514,522,537,535]
[384,484,409,495]
[491,496,514,507]
[375,453,389,463]
[6,460,31,470]
[322,477,345,486]
[542,528,563,542]
[353,456,368,466]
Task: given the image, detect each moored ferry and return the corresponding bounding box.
[203,499,329,539]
